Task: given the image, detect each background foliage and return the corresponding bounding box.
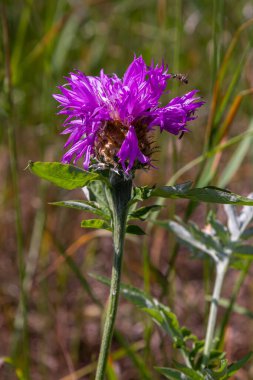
[1,0,253,379]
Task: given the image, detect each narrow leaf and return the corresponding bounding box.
[203,358,228,379]
[92,274,186,347]
[233,244,253,257]
[151,185,253,206]
[50,200,110,219]
[241,227,253,240]
[174,362,204,380]
[126,225,146,235]
[130,205,162,221]
[81,219,111,230]
[160,219,220,263]
[143,305,184,346]
[155,367,192,380]
[227,352,253,376]
[207,212,229,243]
[91,274,155,309]
[129,186,154,205]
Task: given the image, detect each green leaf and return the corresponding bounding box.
[229,257,248,271]
[189,340,205,365]
[207,212,229,243]
[159,218,221,262]
[81,219,111,230]
[174,362,204,380]
[129,205,162,221]
[92,274,186,348]
[126,225,146,235]
[91,274,154,309]
[203,359,228,379]
[151,184,253,206]
[28,161,109,190]
[241,227,253,240]
[155,367,192,380]
[87,180,111,211]
[50,200,110,219]
[129,186,154,205]
[143,305,184,347]
[181,326,199,343]
[152,182,192,199]
[227,352,253,376]
[233,244,253,258]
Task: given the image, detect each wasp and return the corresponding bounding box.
[171,73,188,85]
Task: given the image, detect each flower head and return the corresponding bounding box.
[54,56,204,174]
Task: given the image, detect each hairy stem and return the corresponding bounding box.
[95,172,132,380]
[202,259,228,366]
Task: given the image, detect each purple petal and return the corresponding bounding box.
[149,91,204,134]
[117,126,149,173]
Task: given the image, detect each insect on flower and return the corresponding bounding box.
[53,56,204,176]
[171,73,189,85]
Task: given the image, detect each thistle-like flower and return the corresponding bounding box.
[53,56,204,175]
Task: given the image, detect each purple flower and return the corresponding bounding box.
[117,126,149,172]
[53,56,204,174]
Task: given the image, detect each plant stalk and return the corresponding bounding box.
[95,172,132,380]
[217,260,251,349]
[1,5,29,377]
[202,258,228,366]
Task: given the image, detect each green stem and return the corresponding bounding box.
[211,0,224,90]
[142,237,153,362]
[1,5,29,377]
[95,172,132,380]
[202,259,228,366]
[216,260,251,349]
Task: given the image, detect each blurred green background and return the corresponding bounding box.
[1,0,253,379]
